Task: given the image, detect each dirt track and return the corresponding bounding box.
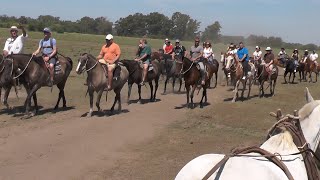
[1,68,319,179]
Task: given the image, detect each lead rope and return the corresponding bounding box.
[13,55,34,79]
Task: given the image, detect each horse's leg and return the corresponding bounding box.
[138,84,142,104]
[32,93,38,113]
[172,76,176,93]
[127,83,133,104]
[153,77,159,101]
[186,85,190,108]
[247,79,252,99]
[148,81,154,102]
[214,72,218,88]
[272,79,277,96]
[24,84,40,117]
[178,77,182,92]
[190,85,196,109]
[163,75,169,94]
[117,90,122,112]
[241,80,246,99]
[200,88,206,108]
[87,89,94,117]
[54,82,66,110]
[3,86,12,109]
[95,89,103,112]
[284,71,288,84]
[232,80,240,102]
[292,72,295,83]
[270,79,273,95]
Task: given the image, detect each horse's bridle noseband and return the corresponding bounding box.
[78,56,98,74]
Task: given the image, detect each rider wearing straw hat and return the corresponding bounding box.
[3,24,28,57]
[263,47,275,80]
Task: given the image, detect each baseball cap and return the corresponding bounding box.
[165,38,169,41]
[43,27,52,33]
[255,46,259,49]
[175,39,180,43]
[105,34,113,40]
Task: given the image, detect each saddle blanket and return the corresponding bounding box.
[54,61,62,74]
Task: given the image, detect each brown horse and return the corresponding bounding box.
[76,53,129,117]
[225,55,255,102]
[120,59,161,104]
[180,57,213,108]
[205,58,219,88]
[256,62,278,97]
[304,57,319,83]
[2,54,73,117]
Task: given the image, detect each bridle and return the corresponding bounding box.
[78,56,98,74]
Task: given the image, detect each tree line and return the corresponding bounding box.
[0,13,318,50]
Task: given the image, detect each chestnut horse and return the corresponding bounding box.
[304,57,319,83]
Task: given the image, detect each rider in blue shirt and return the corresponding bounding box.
[237,42,249,79]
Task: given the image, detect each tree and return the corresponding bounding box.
[77,16,97,34]
[95,17,113,35]
[114,13,146,36]
[170,12,200,40]
[145,12,172,38]
[201,21,221,42]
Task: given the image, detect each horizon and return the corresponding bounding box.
[1,0,319,45]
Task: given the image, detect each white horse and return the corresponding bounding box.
[175,88,320,180]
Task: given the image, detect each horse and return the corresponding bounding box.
[225,55,255,102]
[180,57,213,108]
[256,61,278,97]
[297,61,306,82]
[175,88,320,180]
[120,59,161,104]
[76,53,129,117]
[304,57,319,83]
[205,58,219,88]
[2,54,73,117]
[283,59,296,84]
[162,55,184,94]
[220,52,234,86]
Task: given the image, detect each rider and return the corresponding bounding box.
[263,47,275,81]
[237,42,249,80]
[3,25,28,57]
[291,49,299,72]
[302,50,309,63]
[278,47,287,66]
[164,40,173,55]
[135,38,152,86]
[253,46,262,62]
[203,42,214,63]
[32,27,57,87]
[162,38,170,52]
[309,50,319,66]
[96,34,121,91]
[190,37,205,85]
[172,39,186,60]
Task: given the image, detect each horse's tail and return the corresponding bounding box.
[58,53,73,69]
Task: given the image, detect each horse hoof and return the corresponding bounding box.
[138,100,142,104]
[87,113,92,117]
[200,105,204,108]
[54,106,58,110]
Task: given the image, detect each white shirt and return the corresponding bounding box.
[253,50,262,60]
[203,47,214,59]
[310,53,319,61]
[3,34,28,54]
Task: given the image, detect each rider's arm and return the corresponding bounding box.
[32,43,41,56]
[20,25,27,37]
[111,46,121,63]
[3,39,9,57]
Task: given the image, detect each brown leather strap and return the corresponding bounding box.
[202,146,294,180]
[202,155,229,180]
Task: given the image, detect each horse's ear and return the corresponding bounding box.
[305,87,314,103]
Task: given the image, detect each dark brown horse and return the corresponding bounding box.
[120,59,161,104]
[180,57,213,108]
[304,57,319,83]
[205,58,219,88]
[76,53,129,117]
[256,63,278,97]
[2,54,72,117]
[162,56,184,94]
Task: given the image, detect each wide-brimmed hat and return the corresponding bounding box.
[175,39,180,43]
[255,46,260,49]
[266,47,272,51]
[10,26,18,31]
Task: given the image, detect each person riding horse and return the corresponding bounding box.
[310,50,319,66]
[302,50,309,63]
[172,39,186,60]
[278,47,287,68]
[291,49,299,73]
[96,34,121,91]
[32,27,57,87]
[135,38,152,86]
[237,42,250,80]
[263,47,275,81]
[203,42,214,63]
[190,37,205,85]
[253,46,262,63]
[3,25,28,57]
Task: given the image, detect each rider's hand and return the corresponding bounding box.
[17,24,24,29]
[32,52,37,56]
[43,56,50,62]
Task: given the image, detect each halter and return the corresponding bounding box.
[180,59,194,75]
[12,55,34,79]
[78,56,98,74]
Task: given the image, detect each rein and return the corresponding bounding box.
[13,55,34,79]
[180,60,194,75]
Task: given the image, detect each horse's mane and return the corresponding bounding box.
[261,131,297,153]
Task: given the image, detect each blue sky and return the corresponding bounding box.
[1,0,319,45]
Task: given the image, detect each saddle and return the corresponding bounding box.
[100,63,122,80]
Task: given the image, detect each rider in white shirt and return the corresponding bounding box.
[310,50,319,66]
[203,42,214,62]
[3,25,28,57]
[253,46,262,61]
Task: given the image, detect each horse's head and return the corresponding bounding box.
[225,55,235,71]
[76,53,89,74]
[0,57,14,84]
